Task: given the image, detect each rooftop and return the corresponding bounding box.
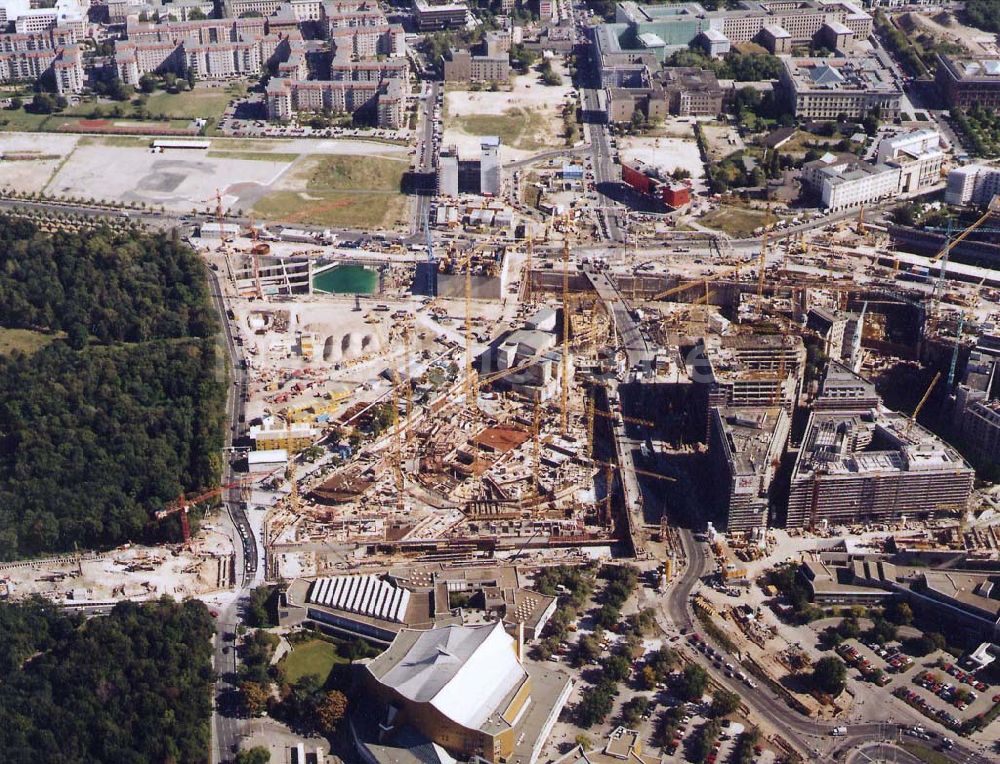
[365,622,527,732]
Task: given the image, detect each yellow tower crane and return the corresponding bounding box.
[905,371,941,436]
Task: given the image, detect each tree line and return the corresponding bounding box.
[0,597,215,763]
[0,216,226,558]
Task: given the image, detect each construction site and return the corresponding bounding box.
[192,186,1000,584]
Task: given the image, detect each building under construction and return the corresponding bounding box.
[787,407,974,529]
[708,406,790,533]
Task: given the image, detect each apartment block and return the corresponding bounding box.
[444,48,510,83]
[0,32,82,93]
[779,56,902,120]
[709,406,790,532]
[787,409,974,529]
[266,74,405,127]
[944,164,1000,206]
[114,18,299,84]
[936,55,1000,111]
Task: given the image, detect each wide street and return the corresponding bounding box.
[206,266,262,764]
[654,529,994,764]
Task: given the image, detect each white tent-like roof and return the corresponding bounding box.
[369,622,526,730]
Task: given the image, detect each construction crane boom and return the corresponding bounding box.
[906,371,941,435]
[561,240,571,434]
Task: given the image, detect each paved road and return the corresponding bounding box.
[581,87,624,243]
[658,529,992,764]
[410,80,439,236]
[585,269,653,370]
[206,266,260,764]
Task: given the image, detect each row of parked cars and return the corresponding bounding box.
[942,662,989,693]
[915,672,979,711]
[894,686,962,730]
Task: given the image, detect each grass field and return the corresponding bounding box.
[253,155,408,229]
[899,743,953,764]
[77,136,151,148]
[144,88,234,120]
[451,110,550,151]
[700,205,783,238]
[0,328,61,356]
[280,639,346,684]
[206,150,300,162]
[0,110,53,132]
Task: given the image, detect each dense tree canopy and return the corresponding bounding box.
[0,597,215,763]
[965,0,1000,33]
[0,217,225,558]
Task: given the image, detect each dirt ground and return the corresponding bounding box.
[443,62,575,160]
[618,130,707,194]
[897,11,1000,56]
[0,131,411,213]
[700,123,746,162]
[0,523,234,603]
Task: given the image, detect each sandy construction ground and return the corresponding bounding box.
[47,144,291,211]
[0,132,411,212]
[898,11,1000,56]
[619,134,708,194]
[0,132,80,193]
[443,63,576,161]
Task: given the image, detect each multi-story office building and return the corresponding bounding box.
[700,333,806,424]
[1,0,87,34]
[944,164,1000,206]
[779,56,902,120]
[787,408,975,529]
[661,66,724,115]
[412,0,468,31]
[936,55,1000,111]
[614,1,871,47]
[807,309,864,372]
[708,406,790,532]
[875,129,945,193]
[480,136,501,196]
[818,161,901,212]
[438,145,459,197]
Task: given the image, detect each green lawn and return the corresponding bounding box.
[0,109,53,132]
[144,88,234,120]
[253,155,409,229]
[0,328,62,356]
[899,742,954,764]
[700,205,787,238]
[280,639,346,684]
[452,109,550,151]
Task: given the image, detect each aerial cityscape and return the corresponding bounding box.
[1,0,1000,763]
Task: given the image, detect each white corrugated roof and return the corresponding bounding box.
[307,575,410,623]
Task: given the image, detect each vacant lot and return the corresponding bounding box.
[701,205,778,237]
[443,65,574,159]
[253,154,408,229]
[280,639,345,684]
